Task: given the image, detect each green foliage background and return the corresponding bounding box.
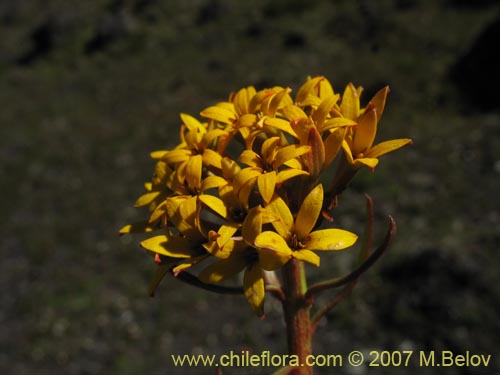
[1,0,499,374]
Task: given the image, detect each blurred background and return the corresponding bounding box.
[1,0,499,374]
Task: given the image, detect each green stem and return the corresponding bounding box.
[282,259,313,375]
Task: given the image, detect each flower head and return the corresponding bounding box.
[121,76,411,315]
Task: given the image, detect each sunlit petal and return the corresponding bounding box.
[198,194,228,219]
[368,86,390,122]
[239,149,261,167]
[201,175,227,191]
[273,145,311,169]
[266,195,293,238]
[282,104,307,121]
[321,117,357,132]
[306,229,358,250]
[340,83,360,121]
[254,231,293,271]
[180,113,206,133]
[264,118,298,139]
[312,94,339,128]
[200,105,236,124]
[140,235,194,258]
[257,171,277,204]
[242,206,263,245]
[323,128,346,169]
[296,76,323,104]
[162,149,192,164]
[134,191,160,207]
[276,169,308,184]
[186,154,202,190]
[292,249,320,266]
[295,184,323,239]
[352,107,377,155]
[365,139,413,159]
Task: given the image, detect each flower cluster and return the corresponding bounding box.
[120,76,412,316]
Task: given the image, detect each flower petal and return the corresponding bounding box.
[273,145,311,169]
[261,137,281,162]
[215,223,240,248]
[340,83,360,120]
[239,149,261,167]
[264,118,298,139]
[186,154,202,190]
[257,171,277,204]
[172,254,209,276]
[352,107,377,155]
[353,157,379,169]
[292,249,320,266]
[323,128,346,169]
[244,262,265,317]
[162,149,192,164]
[365,139,413,159]
[200,105,236,124]
[296,76,323,104]
[201,175,227,191]
[266,195,293,238]
[198,194,228,219]
[234,167,262,194]
[254,231,293,271]
[282,104,307,121]
[233,86,254,115]
[242,206,263,245]
[140,235,194,258]
[180,113,205,133]
[150,150,168,160]
[276,169,309,184]
[134,191,161,207]
[304,126,324,177]
[306,229,358,250]
[148,200,167,223]
[321,117,357,132]
[295,184,324,239]
[368,86,390,122]
[312,94,339,128]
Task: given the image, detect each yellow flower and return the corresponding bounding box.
[235,136,310,206]
[199,205,291,316]
[161,113,226,193]
[254,184,358,267]
[340,84,413,170]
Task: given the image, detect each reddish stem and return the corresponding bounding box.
[282,259,313,375]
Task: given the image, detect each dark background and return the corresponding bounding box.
[1,0,499,374]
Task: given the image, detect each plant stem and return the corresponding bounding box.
[282,259,313,375]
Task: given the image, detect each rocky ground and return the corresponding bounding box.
[1,0,499,374]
